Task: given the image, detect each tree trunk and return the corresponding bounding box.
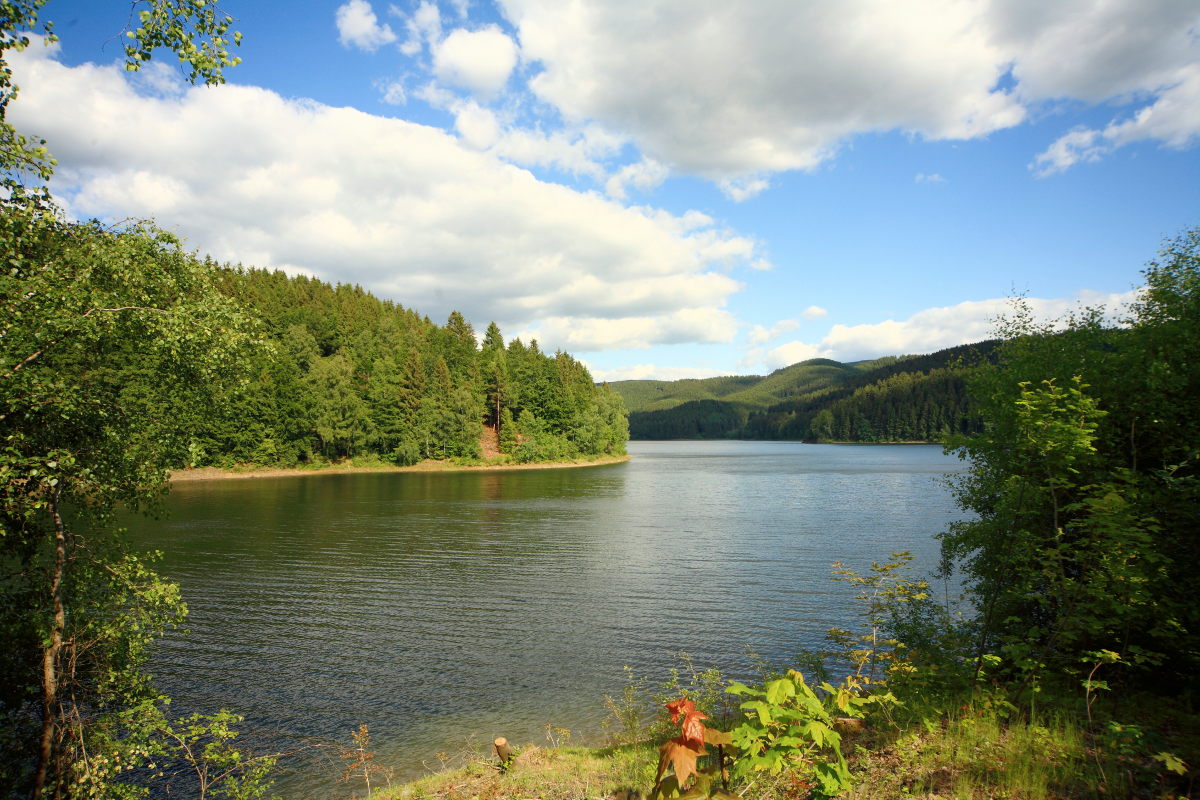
[32,494,66,800]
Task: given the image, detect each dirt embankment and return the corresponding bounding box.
[170,454,630,483]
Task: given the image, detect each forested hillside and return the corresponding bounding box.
[613,341,997,441]
[197,268,629,467]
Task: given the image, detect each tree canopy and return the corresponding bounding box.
[939,228,1200,693]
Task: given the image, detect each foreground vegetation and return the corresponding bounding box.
[371,699,1195,800]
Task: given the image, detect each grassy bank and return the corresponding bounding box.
[373,743,656,800]
[170,453,630,482]
[365,701,1195,800]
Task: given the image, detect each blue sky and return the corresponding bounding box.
[14,0,1200,379]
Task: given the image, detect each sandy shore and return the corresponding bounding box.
[169,454,630,483]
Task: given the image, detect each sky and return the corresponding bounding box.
[10,0,1200,380]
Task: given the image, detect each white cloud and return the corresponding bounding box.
[531,308,740,351]
[487,123,620,180]
[397,1,442,56]
[915,172,946,184]
[719,175,770,202]
[452,100,501,148]
[420,86,624,180]
[987,0,1196,103]
[502,0,1026,178]
[802,305,828,319]
[747,318,800,345]
[588,363,725,382]
[336,0,397,52]
[762,340,824,367]
[377,78,407,105]
[497,0,1200,181]
[605,157,668,200]
[758,290,1139,368]
[10,45,762,352]
[433,26,518,96]
[1033,64,1200,176]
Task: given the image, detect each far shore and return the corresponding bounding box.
[169,454,630,483]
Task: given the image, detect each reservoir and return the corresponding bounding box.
[126,440,968,796]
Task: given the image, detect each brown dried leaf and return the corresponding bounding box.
[658,736,706,788]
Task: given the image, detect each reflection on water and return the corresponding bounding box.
[124,441,967,796]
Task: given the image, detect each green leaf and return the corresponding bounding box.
[765,678,796,705]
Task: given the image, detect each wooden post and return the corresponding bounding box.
[494,737,512,772]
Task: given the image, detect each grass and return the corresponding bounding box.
[844,709,1090,800]
[840,696,1194,800]
[372,743,656,800]
[368,699,1196,800]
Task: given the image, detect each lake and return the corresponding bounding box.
[126,440,968,795]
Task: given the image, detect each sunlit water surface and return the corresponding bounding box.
[125,441,967,796]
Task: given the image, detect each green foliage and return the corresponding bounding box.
[0,216,260,797]
[651,653,735,737]
[190,271,627,468]
[826,553,929,686]
[726,671,860,798]
[603,666,651,746]
[152,708,278,800]
[0,4,258,796]
[497,407,518,454]
[122,0,243,86]
[939,232,1200,694]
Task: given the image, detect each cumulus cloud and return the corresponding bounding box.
[377,78,407,105]
[588,363,726,382]
[433,26,518,96]
[531,308,740,351]
[719,176,770,202]
[497,0,1200,180]
[802,305,828,319]
[398,1,442,56]
[336,0,397,51]
[487,123,622,180]
[451,100,502,148]
[746,318,800,345]
[758,290,1138,368]
[10,45,761,352]
[1033,63,1200,176]
[418,84,624,179]
[761,340,824,367]
[502,0,1025,177]
[605,157,668,200]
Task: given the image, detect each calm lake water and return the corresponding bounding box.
[125,440,968,796]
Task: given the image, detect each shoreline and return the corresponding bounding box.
[169,454,630,483]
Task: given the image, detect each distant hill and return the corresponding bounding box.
[608,341,999,441]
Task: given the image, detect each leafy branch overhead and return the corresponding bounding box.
[123,0,243,85]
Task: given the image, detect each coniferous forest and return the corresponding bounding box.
[613,341,998,442]
[192,267,629,468]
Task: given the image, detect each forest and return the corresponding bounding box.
[614,341,998,442]
[190,267,629,468]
